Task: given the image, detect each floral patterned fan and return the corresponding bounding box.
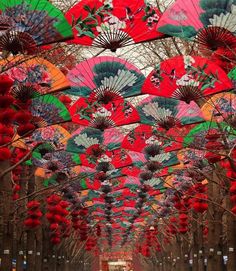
[24,124,71,149]
[137,96,204,129]
[31,143,81,173]
[0,56,70,97]
[66,0,165,51]
[228,67,236,87]
[29,94,71,127]
[177,148,209,169]
[0,0,73,56]
[127,150,180,173]
[66,56,145,100]
[183,121,236,150]
[156,0,236,69]
[110,176,142,190]
[122,124,198,154]
[80,149,133,170]
[66,126,124,154]
[37,165,80,186]
[142,55,233,103]
[201,92,236,127]
[69,97,140,129]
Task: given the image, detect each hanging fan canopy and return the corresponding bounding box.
[156,0,236,65]
[137,95,204,128]
[66,0,165,51]
[0,0,73,55]
[201,92,236,125]
[30,94,71,127]
[69,97,140,129]
[66,56,145,100]
[142,55,233,103]
[0,56,69,95]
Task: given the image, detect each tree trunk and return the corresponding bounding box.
[26,230,35,271]
[16,238,25,271]
[16,174,27,271]
[180,236,189,271]
[42,230,50,271]
[26,169,36,271]
[192,213,199,271]
[0,161,13,271]
[175,237,182,271]
[35,229,42,271]
[198,216,205,271]
[207,171,224,271]
[226,196,236,271]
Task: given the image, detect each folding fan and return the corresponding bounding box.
[30,94,71,127]
[122,123,198,153]
[137,96,204,128]
[31,143,81,170]
[69,97,140,129]
[164,173,193,192]
[66,56,145,100]
[0,0,73,55]
[66,126,124,154]
[183,121,236,150]
[228,67,236,81]
[201,92,236,126]
[80,149,133,170]
[128,150,180,171]
[1,56,69,96]
[156,0,236,67]
[66,0,165,51]
[111,176,141,190]
[37,165,80,186]
[142,55,233,103]
[24,124,71,149]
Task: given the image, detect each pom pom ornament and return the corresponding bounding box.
[0,95,14,108]
[17,123,35,136]
[0,109,15,124]
[0,75,13,94]
[0,147,11,160]
[24,200,42,229]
